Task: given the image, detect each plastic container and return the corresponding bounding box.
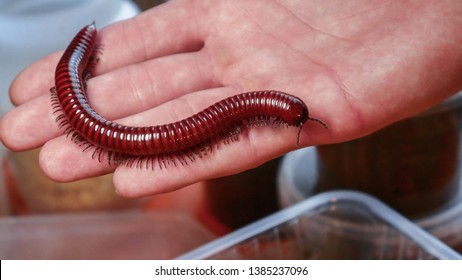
[0,210,215,259]
[278,147,462,254]
[178,191,461,260]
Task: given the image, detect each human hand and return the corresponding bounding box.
[1,0,461,196]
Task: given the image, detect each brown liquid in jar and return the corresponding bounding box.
[315,108,460,217]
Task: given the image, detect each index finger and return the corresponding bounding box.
[10,0,205,106]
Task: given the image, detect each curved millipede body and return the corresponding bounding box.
[51,23,327,168]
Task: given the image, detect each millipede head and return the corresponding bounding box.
[284,98,309,127]
[284,97,328,146]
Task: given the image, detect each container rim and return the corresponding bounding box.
[177,190,462,260]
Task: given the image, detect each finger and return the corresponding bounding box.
[1,95,59,151]
[84,51,219,119]
[94,0,205,74]
[39,136,116,182]
[9,52,60,106]
[10,49,216,114]
[10,0,206,105]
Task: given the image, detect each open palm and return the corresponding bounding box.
[1,0,461,196]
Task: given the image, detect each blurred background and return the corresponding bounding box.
[0,0,461,260]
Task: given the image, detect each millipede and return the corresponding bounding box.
[51,23,327,168]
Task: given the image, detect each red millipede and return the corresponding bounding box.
[51,23,327,168]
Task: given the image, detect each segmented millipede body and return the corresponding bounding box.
[51,23,327,168]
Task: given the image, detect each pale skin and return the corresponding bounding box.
[1,0,461,197]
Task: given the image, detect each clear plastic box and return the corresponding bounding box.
[278,147,462,253]
[178,191,462,259]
